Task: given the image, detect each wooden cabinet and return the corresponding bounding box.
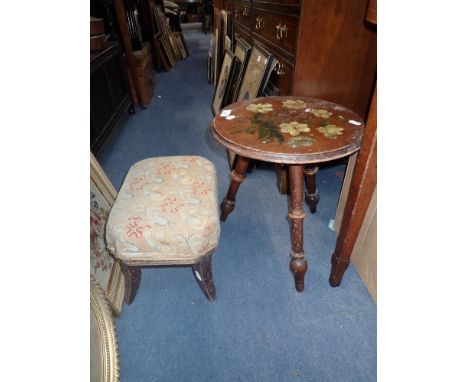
[223,0,376,118]
[91,41,133,155]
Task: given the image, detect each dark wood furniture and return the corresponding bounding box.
[329,0,377,288]
[329,89,376,287]
[218,0,376,119]
[114,0,150,107]
[91,41,134,155]
[127,44,155,105]
[211,96,364,291]
[215,0,376,196]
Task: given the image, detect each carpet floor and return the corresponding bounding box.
[98,29,376,382]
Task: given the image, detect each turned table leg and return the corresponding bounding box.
[304,165,319,213]
[288,164,308,292]
[220,155,250,222]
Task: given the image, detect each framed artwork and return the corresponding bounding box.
[207,50,213,83]
[161,35,176,67]
[213,30,218,85]
[212,50,237,115]
[223,38,252,169]
[263,79,280,97]
[90,275,120,382]
[259,56,278,96]
[231,37,252,102]
[221,50,241,107]
[236,43,273,102]
[175,32,187,59]
[179,32,189,56]
[225,35,232,52]
[168,33,181,61]
[90,153,126,316]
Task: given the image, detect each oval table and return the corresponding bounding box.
[211,96,364,291]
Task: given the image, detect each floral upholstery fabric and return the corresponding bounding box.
[106,156,220,266]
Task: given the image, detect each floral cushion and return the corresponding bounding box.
[106,156,220,265]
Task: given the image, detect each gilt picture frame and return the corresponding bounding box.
[90,275,120,382]
[212,49,236,115]
[90,153,126,316]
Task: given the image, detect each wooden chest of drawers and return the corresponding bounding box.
[219,0,376,119]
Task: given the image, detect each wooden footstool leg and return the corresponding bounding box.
[119,262,142,305]
[220,155,250,222]
[304,165,319,213]
[192,254,216,301]
[288,165,308,292]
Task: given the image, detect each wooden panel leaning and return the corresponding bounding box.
[105,156,221,302]
[329,89,377,287]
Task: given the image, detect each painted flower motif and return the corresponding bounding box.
[128,176,147,191]
[125,216,151,239]
[280,121,310,136]
[317,124,344,138]
[246,103,274,113]
[161,197,184,214]
[192,180,212,196]
[200,225,215,252]
[156,163,176,176]
[306,108,333,118]
[282,99,307,110]
[287,136,316,148]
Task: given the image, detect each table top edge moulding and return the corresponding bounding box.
[211,96,365,164]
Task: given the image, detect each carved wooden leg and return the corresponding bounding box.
[304,165,319,213]
[192,255,216,301]
[288,164,308,292]
[220,155,250,222]
[119,262,142,304]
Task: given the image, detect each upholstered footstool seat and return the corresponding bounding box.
[106,156,220,302]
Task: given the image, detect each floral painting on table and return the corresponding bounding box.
[231,98,353,148]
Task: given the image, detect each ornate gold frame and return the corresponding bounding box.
[90,275,120,382]
[91,153,126,316]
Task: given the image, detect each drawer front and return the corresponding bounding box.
[270,0,301,5]
[252,9,298,55]
[233,1,251,30]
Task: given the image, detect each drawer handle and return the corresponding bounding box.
[274,61,285,76]
[255,16,265,30]
[276,23,288,40]
[242,7,249,16]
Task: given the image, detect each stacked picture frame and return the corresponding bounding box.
[231,38,252,102]
[211,50,238,114]
[211,40,279,113]
[211,39,279,168]
[236,43,278,102]
[151,4,189,71]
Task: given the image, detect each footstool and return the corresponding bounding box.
[106,156,221,302]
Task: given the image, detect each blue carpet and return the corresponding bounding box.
[99,30,376,382]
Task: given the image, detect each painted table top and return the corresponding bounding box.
[211,96,365,164]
